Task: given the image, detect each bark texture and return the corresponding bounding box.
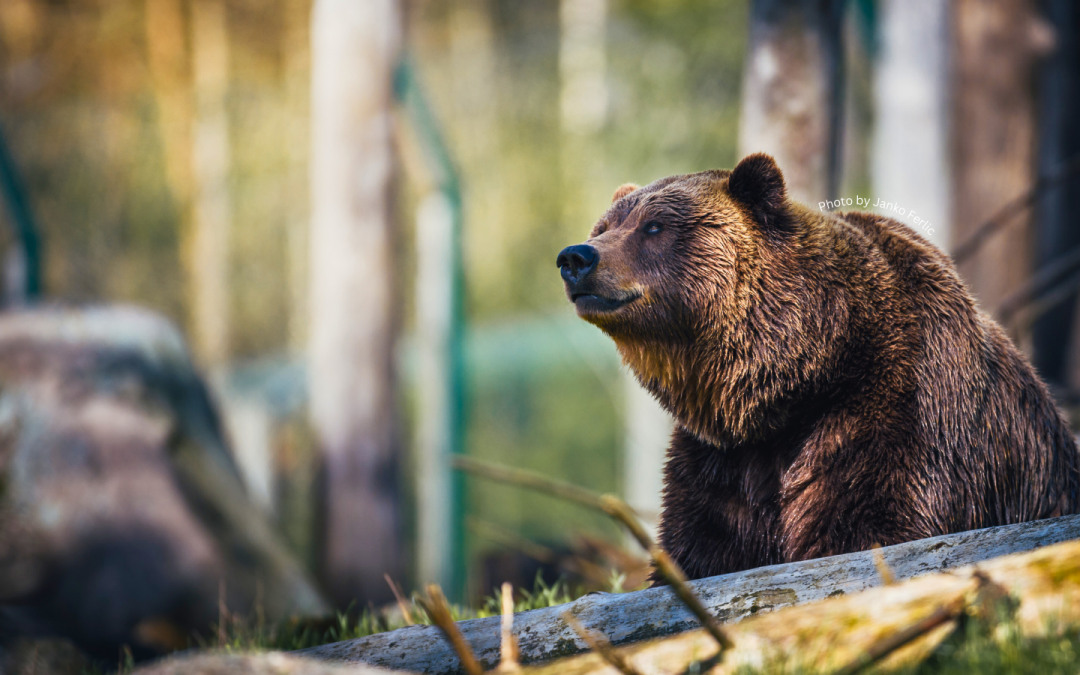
[738,0,846,204]
[951,0,1049,318]
[298,514,1080,674]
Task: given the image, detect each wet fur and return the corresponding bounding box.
[568,154,1080,581]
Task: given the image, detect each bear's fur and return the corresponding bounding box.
[558,153,1080,580]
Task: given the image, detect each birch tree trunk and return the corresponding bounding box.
[872,0,951,252]
[738,0,846,205]
[309,0,404,606]
[415,193,455,592]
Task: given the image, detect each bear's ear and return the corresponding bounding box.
[726,153,790,232]
[611,183,640,203]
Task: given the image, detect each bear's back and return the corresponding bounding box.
[836,210,1080,529]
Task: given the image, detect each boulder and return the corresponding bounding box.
[0,306,327,659]
[134,652,412,675]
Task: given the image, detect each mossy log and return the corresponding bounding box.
[524,532,1080,674]
[299,514,1080,674]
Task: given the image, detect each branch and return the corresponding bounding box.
[416,585,483,675]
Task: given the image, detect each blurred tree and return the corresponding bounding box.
[283,0,311,354]
[146,0,235,366]
[1034,0,1080,391]
[190,0,234,366]
[309,0,405,607]
[144,0,193,245]
[559,0,608,136]
[952,0,1052,328]
[738,0,846,204]
[872,0,950,252]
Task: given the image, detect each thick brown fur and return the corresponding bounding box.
[559,153,1080,581]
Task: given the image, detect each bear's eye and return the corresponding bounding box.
[644,221,663,235]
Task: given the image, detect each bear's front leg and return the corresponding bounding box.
[656,427,784,580]
[777,441,938,562]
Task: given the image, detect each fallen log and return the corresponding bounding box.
[298,514,1080,674]
[523,532,1080,674]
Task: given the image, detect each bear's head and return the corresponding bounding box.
[557,153,848,446]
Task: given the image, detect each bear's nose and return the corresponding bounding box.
[557,244,599,285]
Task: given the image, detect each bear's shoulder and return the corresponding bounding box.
[833,210,968,301]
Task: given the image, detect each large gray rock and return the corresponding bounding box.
[134,652,412,675]
[0,307,327,659]
[0,638,90,675]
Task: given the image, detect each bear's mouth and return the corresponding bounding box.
[571,291,641,314]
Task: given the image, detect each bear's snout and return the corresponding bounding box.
[556,244,598,287]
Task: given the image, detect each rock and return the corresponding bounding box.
[0,306,328,660]
[0,638,90,675]
[134,651,413,675]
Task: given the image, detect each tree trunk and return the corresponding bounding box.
[951,0,1048,324]
[738,0,846,205]
[189,0,234,366]
[559,0,608,136]
[309,0,404,607]
[872,0,951,252]
[144,0,192,212]
[415,192,455,592]
[1034,1,1080,390]
[284,0,311,355]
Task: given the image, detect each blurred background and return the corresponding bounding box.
[1,0,1079,663]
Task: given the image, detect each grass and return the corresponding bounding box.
[731,607,1080,675]
[199,572,585,653]
[86,578,1080,674]
[906,620,1080,675]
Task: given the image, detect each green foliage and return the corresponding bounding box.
[466,355,624,568]
[184,572,588,656]
[478,573,578,618]
[201,607,397,654]
[906,620,1080,675]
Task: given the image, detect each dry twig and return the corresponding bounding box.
[384,574,415,626]
[455,455,734,656]
[416,584,483,675]
[468,517,611,585]
[217,578,228,646]
[953,153,1080,265]
[497,582,521,672]
[452,455,635,514]
[601,495,734,653]
[562,611,643,675]
[871,544,896,585]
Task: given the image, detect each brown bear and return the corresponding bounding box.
[556,153,1080,581]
